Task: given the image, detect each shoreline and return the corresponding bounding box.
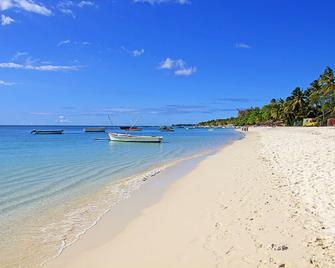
[43,153,210,266]
[42,135,242,267]
[47,128,335,268]
[46,150,215,267]
[0,128,241,268]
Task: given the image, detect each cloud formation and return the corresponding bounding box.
[1,14,15,25]
[132,48,145,57]
[58,40,71,46]
[0,0,52,16]
[174,67,196,76]
[134,0,190,4]
[0,79,15,86]
[235,42,252,49]
[57,0,97,17]
[12,51,28,60]
[1,52,81,71]
[121,46,145,57]
[0,62,79,71]
[57,40,90,46]
[78,1,96,8]
[159,58,196,76]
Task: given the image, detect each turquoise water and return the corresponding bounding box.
[0,126,240,267]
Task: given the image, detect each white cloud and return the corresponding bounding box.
[159,57,196,76]
[134,0,190,4]
[30,65,79,71]
[175,67,196,76]
[121,46,145,57]
[0,62,80,71]
[0,62,23,68]
[174,59,186,68]
[1,14,15,25]
[12,51,28,60]
[159,58,174,69]
[57,40,91,46]
[0,79,15,86]
[57,0,96,16]
[4,52,80,71]
[58,39,71,46]
[57,0,75,16]
[0,0,13,10]
[0,0,52,16]
[132,48,144,57]
[78,1,96,8]
[235,42,252,49]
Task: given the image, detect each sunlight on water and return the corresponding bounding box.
[0,126,240,267]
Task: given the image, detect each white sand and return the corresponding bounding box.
[256,127,335,266]
[47,128,335,268]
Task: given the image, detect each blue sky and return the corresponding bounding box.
[0,0,334,125]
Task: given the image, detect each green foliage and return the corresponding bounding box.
[199,67,335,126]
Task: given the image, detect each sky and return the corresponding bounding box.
[0,0,334,125]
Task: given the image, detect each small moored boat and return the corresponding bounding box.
[83,127,106,132]
[160,126,174,132]
[119,126,142,131]
[108,132,163,143]
[31,130,64,135]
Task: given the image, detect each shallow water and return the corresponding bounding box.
[0,126,240,267]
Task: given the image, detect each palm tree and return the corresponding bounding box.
[283,87,306,125]
[199,67,335,127]
[319,67,335,95]
[319,67,335,121]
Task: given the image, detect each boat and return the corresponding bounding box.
[160,126,174,132]
[83,127,106,132]
[31,130,64,135]
[108,132,163,143]
[119,126,142,131]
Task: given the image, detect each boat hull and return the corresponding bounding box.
[108,133,163,143]
[119,126,142,131]
[31,130,64,135]
[83,127,106,132]
[159,126,174,132]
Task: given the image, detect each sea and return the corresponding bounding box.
[0,125,241,267]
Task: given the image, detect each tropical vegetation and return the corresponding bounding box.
[199,67,335,127]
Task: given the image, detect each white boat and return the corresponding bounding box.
[108,132,163,143]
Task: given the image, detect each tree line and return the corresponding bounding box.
[199,67,335,126]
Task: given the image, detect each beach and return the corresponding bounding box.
[0,127,240,267]
[47,127,335,268]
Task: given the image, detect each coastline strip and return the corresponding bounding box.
[48,130,327,268]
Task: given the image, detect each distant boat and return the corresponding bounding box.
[83,127,106,132]
[160,126,174,132]
[31,130,64,135]
[108,132,163,143]
[120,126,142,131]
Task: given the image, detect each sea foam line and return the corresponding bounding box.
[40,151,213,267]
